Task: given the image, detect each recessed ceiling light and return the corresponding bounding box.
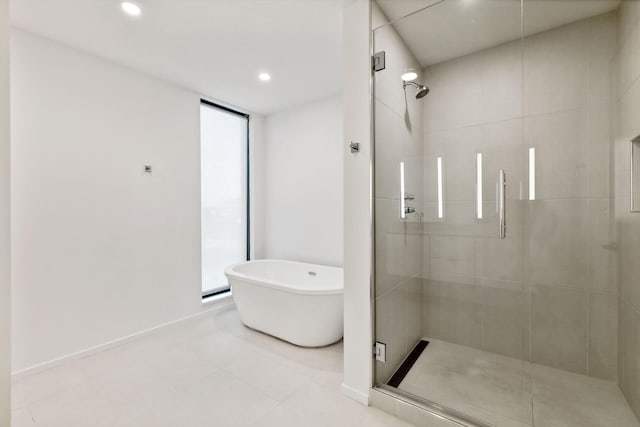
[121,2,142,17]
[401,69,418,82]
[258,73,271,82]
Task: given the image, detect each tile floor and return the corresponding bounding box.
[11,303,413,427]
[396,339,640,427]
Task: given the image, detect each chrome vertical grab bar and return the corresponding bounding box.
[499,169,506,239]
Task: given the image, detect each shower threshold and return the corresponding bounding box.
[383,338,639,427]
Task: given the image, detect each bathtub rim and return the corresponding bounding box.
[225,259,344,296]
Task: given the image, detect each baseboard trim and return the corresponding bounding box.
[341,383,370,405]
[11,298,235,380]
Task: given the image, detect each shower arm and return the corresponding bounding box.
[403,81,419,90]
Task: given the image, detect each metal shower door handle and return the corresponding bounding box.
[499,170,506,239]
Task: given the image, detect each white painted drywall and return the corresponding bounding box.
[11,0,343,115]
[262,95,343,267]
[341,0,372,405]
[10,30,260,372]
[0,1,10,424]
[250,115,266,260]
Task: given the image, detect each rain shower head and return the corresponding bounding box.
[403,81,430,99]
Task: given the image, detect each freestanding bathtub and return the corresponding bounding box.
[225,259,343,347]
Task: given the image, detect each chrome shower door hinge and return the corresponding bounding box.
[374,341,386,362]
[373,51,386,71]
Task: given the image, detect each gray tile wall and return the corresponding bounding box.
[616,1,640,420]
[420,11,618,380]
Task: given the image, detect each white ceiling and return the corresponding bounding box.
[11,0,344,115]
[376,0,620,67]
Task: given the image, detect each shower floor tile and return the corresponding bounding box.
[396,339,639,427]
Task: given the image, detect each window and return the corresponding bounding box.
[200,100,249,298]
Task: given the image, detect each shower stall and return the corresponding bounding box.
[371,0,640,426]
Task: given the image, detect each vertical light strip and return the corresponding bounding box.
[476,153,483,219]
[437,156,444,219]
[529,147,536,201]
[400,161,406,219]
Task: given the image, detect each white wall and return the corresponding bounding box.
[250,115,266,260]
[0,1,10,424]
[341,0,372,405]
[262,95,343,266]
[10,30,257,372]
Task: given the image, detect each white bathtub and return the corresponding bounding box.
[225,259,343,347]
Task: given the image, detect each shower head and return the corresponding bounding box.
[403,81,430,99]
[416,85,429,98]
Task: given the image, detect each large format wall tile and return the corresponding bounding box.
[530,284,588,374]
[622,303,640,417]
[528,199,589,289]
[589,12,617,106]
[481,199,526,239]
[405,278,424,354]
[375,289,403,383]
[422,235,431,278]
[423,57,484,132]
[423,126,482,203]
[385,232,424,284]
[375,197,423,297]
[422,201,483,237]
[525,108,588,200]
[422,154,439,204]
[617,7,640,97]
[588,103,613,199]
[619,294,625,391]
[588,199,616,294]
[375,100,422,200]
[618,79,640,156]
[482,286,526,359]
[374,100,405,200]
[614,134,632,199]
[481,39,524,123]
[481,236,524,284]
[618,209,640,311]
[482,118,526,202]
[619,0,640,47]
[589,292,618,380]
[375,278,424,384]
[422,279,442,339]
[430,235,476,285]
[441,282,482,349]
[373,24,423,120]
[525,19,588,115]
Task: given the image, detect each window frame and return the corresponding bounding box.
[200,99,250,299]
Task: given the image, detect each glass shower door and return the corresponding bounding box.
[372,1,635,426]
[372,0,529,424]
